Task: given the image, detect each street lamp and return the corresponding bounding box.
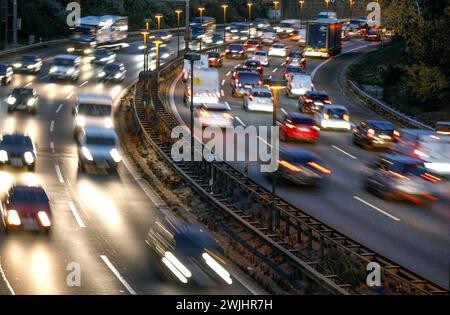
[144,18,151,31]
[175,9,183,56]
[140,29,150,72]
[267,78,285,233]
[155,14,163,31]
[222,4,228,43]
[154,39,163,69]
[184,52,201,167]
[247,3,253,39]
[198,7,205,50]
[349,0,355,19]
[325,0,330,9]
[299,1,305,28]
[273,1,279,27]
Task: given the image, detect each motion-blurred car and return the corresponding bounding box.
[436,122,450,135]
[298,90,331,113]
[392,130,450,176]
[244,39,262,52]
[0,63,13,85]
[290,30,301,41]
[0,133,36,171]
[314,104,351,131]
[225,44,247,59]
[12,55,43,74]
[0,185,52,233]
[77,127,122,173]
[243,87,273,112]
[363,154,440,203]
[251,50,269,66]
[283,65,304,80]
[253,18,270,29]
[207,51,224,67]
[285,51,306,69]
[286,74,313,98]
[261,31,279,45]
[195,102,233,128]
[277,148,331,186]
[231,71,261,97]
[6,87,39,114]
[231,66,255,80]
[278,113,320,143]
[153,31,173,43]
[49,54,80,82]
[353,120,396,150]
[98,63,127,82]
[73,93,113,137]
[146,214,233,286]
[268,43,288,57]
[91,49,116,65]
[364,29,381,41]
[243,59,263,75]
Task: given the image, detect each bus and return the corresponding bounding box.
[191,17,216,41]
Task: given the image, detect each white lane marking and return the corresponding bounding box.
[272,67,278,73]
[40,74,48,80]
[100,255,137,295]
[258,136,273,148]
[55,104,64,114]
[353,196,401,221]
[66,91,74,100]
[311,44,373,80]
[68,201,86,228]
[0,259,15,295]
[281,108,288,115]
[50,142,55,153]
[24,82,32,88]
[49,121,55,132]
[79,80,88,88]
[235,116,246,127]
[331,145,358,160]
[54,165,64,183]
[226,71,231,76]
[221,79,225,86]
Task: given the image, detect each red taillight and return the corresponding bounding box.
[307,161,331,174]
[414,149,430,159]
[420,173,441,182]
[284,123,295,129]
[323,100,332,104]
[305,98,313,103]
[312,125,320,132]
[279,160,301,172]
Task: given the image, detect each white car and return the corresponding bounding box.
[49,55,81,81]
[315,104,351,130]
[243,87,273,112]
[286,74,313,98]
[261,32,278,45]
[252,50,269,66]
[77,127,122,173]
[268,44,288,57]
[195,102,234,128]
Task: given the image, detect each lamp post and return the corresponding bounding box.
[349,0,355,19]
[222,4,228,43]
[267,79,285,233]
[299,1,305,28]
[325,0,330,9]
[154,39,163,69]
[184,52,201,167]
[198,7,205,50]
[175,9,182,56]
[140,29,150,72]
[247,2,253,39]
[273,1,279,27]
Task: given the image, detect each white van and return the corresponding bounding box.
[182,54,209,82]
[49,54,81,81]
[73,93,113,137]
[286,74,313,98]
[393,129,450,176]
[183,68,220,106]
[276,19,301,37]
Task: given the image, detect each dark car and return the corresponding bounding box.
[353,120,396,149]
[0,63,13,85]
[286,51,306,69]
[298,90,331,113]
[244,39,262,52]
[231,71,261,97]
[207,51,224,67]
[91,49,116,65]
[364,29,381,41]
[231,65,256,80]
[0,185,52,233]
[6,87,39,114]
[276,148,331,186]
[362,154,440,203]
[225,44,247,59]
[283,65,304,80]
[146,213,233,286]
[98,63,126,82]
[12,55,43,74]
[278,113,320,143]
[243,59,263,75]
[0,134,36,171]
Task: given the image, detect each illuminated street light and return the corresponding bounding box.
[175,9,183,56]
[155,14,163,30]
[140,29,150,71]
[299,1,305,27]
[222,4,228,43]
[198,7,205,50]
[154,39,163,69]
[273,1,279,26]
[247,3,253,39]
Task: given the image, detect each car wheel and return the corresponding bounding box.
[7,106,13,113]
[353,136,360,146]
[31,108,37,115]
[27,164,36,172]
[43,227,52,235]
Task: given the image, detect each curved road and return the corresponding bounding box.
[170,38,449,289]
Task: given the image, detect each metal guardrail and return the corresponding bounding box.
[348,80,434,131]
[129,43,448,295]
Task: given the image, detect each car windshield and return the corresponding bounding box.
[290,117,315,125]
[0,65,6,73]
[229,45,243,50]
[287,67,302,73]
[327,108,347,119]
[370,121,394,131]
[255,51,267,56]
[290,52,303,58]
[54,58,75,67]
[1,135,32,146]
[22,55,37,62]
[248,40,260,45]
[238,73,260,84]
[246,61,260,67]
[78,103,111,116]
[10,188,48,203]
[310,93,329,101]
[12,88,33,97]
[252,90,271,98]
[208,52,220,58]
[273,44,284,48]
[95,50,109,57]
[391,162,426,177]
[104,64,121,72]
[85,136,116,146]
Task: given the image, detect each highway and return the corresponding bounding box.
[170,38,450,289]
[0,36,264,295]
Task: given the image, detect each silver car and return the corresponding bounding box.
[243,87,273,112]
[251,50,269,66]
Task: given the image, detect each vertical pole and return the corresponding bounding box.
[271,88,278,233]
[177,12,180,56]
[199,10,203,51]
[12,0,17,45]
[185,0,190,51]
[190,60,195,167]
[3,0,8,48]
[223,6,227,44]
[156,42,160,68]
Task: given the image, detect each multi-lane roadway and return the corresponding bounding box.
[170,37,449,289]
[0,36,263,294]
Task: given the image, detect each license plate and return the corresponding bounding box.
[10,158,23,167]
[314,102,323,106]
[244,85,252,89]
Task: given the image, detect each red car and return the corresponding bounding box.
[244,39,262,52]
[278,113,320,143]
[364,30,381,41]
[207,51,224,67]
[243,59,263,76]
[1,185,52,233]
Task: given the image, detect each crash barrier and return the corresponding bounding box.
[129,43,448,295]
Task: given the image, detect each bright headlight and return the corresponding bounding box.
[49,66,57,73]
[67,68,75,75]
[38,211,51,227]
[7,210,21,226]
[27,98,36,106]
[13,63,22,68]
[110,148,122,163]
[67,47,75,52]
[24,151,34,164]
[6,96,16,105]
[84,49,92,54]
[76,116,85,127]
[82,146,93,161]
[104,117,113,129]
[27,65,35,69]
[114,73,122,79]
[100,58,108,62]
[0,150,8,162]
[202,252,232,285]
[98,71,106,78]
